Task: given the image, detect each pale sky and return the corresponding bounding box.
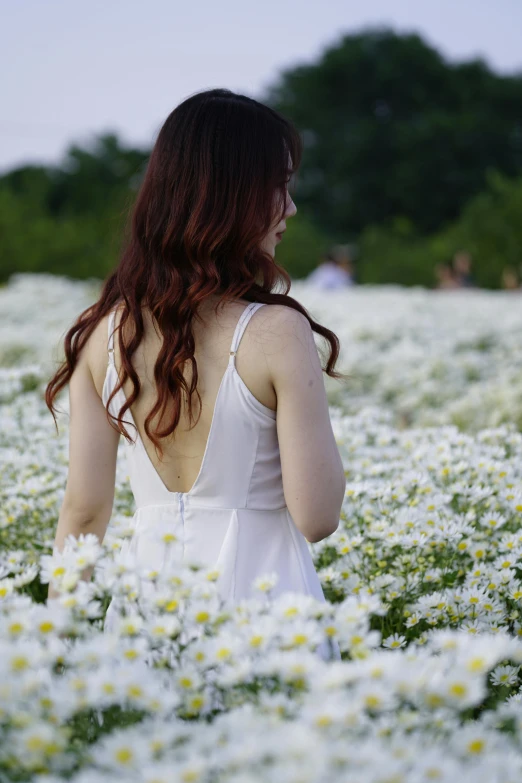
[2,0,521,173]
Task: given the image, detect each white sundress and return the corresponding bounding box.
[102,301,341,661]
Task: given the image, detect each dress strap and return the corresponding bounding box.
[228,302,266,364]
[107,307,117,366]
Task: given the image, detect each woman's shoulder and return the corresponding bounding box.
[252,301,309,329]
[247,303,315,371]
[254,303,312,343]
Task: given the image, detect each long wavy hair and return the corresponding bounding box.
[45,88,345,458]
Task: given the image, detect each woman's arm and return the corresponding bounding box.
[266,306,346,543]
[48,337,120,598]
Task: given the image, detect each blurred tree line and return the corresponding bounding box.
[1,27,522,288]
[0,135,148,281]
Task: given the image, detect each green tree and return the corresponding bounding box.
[265,27,522,239]
[47,133,148,218]
[434,170,522,288]
[357,171,522,288]
[0,134,148,282]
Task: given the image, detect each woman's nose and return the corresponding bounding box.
[285,195,297,218]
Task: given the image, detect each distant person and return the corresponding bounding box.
[307,248,355,290]
[452,250,476,288]
[332,244,357,284]
[434,261,459,290]
[501,266,521,291]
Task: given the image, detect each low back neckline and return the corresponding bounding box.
[103,301,273,497]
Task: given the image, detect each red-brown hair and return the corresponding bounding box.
[45,88,344,456]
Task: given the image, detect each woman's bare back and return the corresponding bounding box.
[90,297,277,494]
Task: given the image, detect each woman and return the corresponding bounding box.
[45,89,346,657]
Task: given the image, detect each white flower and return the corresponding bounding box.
[252,571,279,593]
[490,664,520,687]
[382,633,407,649]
